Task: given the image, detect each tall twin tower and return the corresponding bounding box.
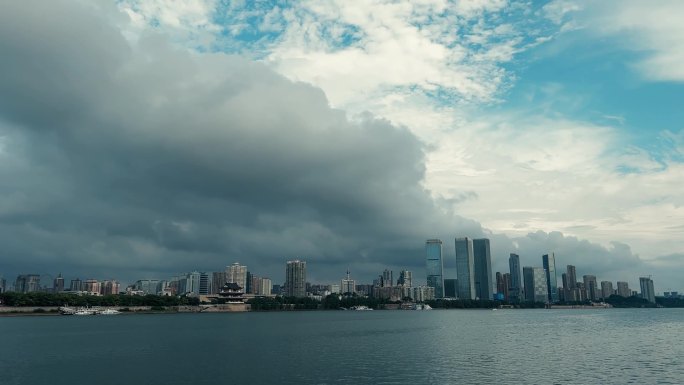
[426,237,493,300]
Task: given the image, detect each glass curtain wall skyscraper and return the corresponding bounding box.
[425,239,444,298]
[542,253,558,303]
[566,265,578,301]
[455,237,475,300]
[523,267,549,303]
[473,238,493,300]
[508,253,522,302]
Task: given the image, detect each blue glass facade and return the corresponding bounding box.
[542,253,559,303]
[425,239,444,298]
[523,267,549,303]
[509,253,522,302]
[455,237,475,300]
[473,238,493,300]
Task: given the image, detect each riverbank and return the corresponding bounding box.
[0,305,156,317]
[0,304,251,316]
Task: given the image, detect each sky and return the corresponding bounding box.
[0,0,682,293]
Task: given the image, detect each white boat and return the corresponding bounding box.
[74,308,96,315]
[59,306,76,315]
[350,305,373,311]
[100,308,121,315]
[413,304,432,310]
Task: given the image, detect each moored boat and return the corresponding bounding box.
[74,307,98,315]
[350,305,373,311]
[59,306,76,315]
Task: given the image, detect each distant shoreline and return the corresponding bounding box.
[1,305,674,317]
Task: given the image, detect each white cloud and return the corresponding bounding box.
[550,0,684,82]
[254,0,544,108]
[118,0,219,45]
[425,114,684,261]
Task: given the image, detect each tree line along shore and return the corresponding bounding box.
[1,292,683,315]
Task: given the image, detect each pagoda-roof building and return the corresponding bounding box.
[217,282,245,303]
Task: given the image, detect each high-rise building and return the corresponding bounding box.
[561,273,568,301]
[576,282,587,301]
[425,239,444,298]
[177,272,201,296]
[444,279,457,298]
[199,272,210,295]
[617,281,630,297]
[382,269,393,287]
[188,271,201,296]
[600,281,614,299]
[249,274,261,295]
[542,253,558,303]
[285,260,307,297]
[502,273,510,301]
[256,278,272,296]
[167,277,181,296]
[355,284,373,297]
[245,271,253,294]
[473,238,493,300]
[226,263,247,291]
[0,277,6,293]
[15,274,41,293]
[565,265,578,301]
[135,279,161,295]
[412,286,436,302]
[53,273,65,293]
[158,280,170,295]
[175,275,186,295]
[583,275,598,301]
[496,272,504,296]
[455,237,475,300]
[70,278,82,292]
[523,267,549,303]
[397,270,413,287]
[100,280,120,295]
[496,272,510,300]
[211,271,227,294]
[508,253,522,302]
[84,279,101,294]
[639,277,655,303]
[341,270,355,295]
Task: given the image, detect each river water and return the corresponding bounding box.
[1,308,682,384]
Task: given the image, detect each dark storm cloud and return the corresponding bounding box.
[493,231,644,281]
[0,1,673,291]
[0,1,482,283]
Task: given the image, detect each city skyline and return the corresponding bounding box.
[3,241,675,293]
[1,240,668,299]
[0,1,682,294]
